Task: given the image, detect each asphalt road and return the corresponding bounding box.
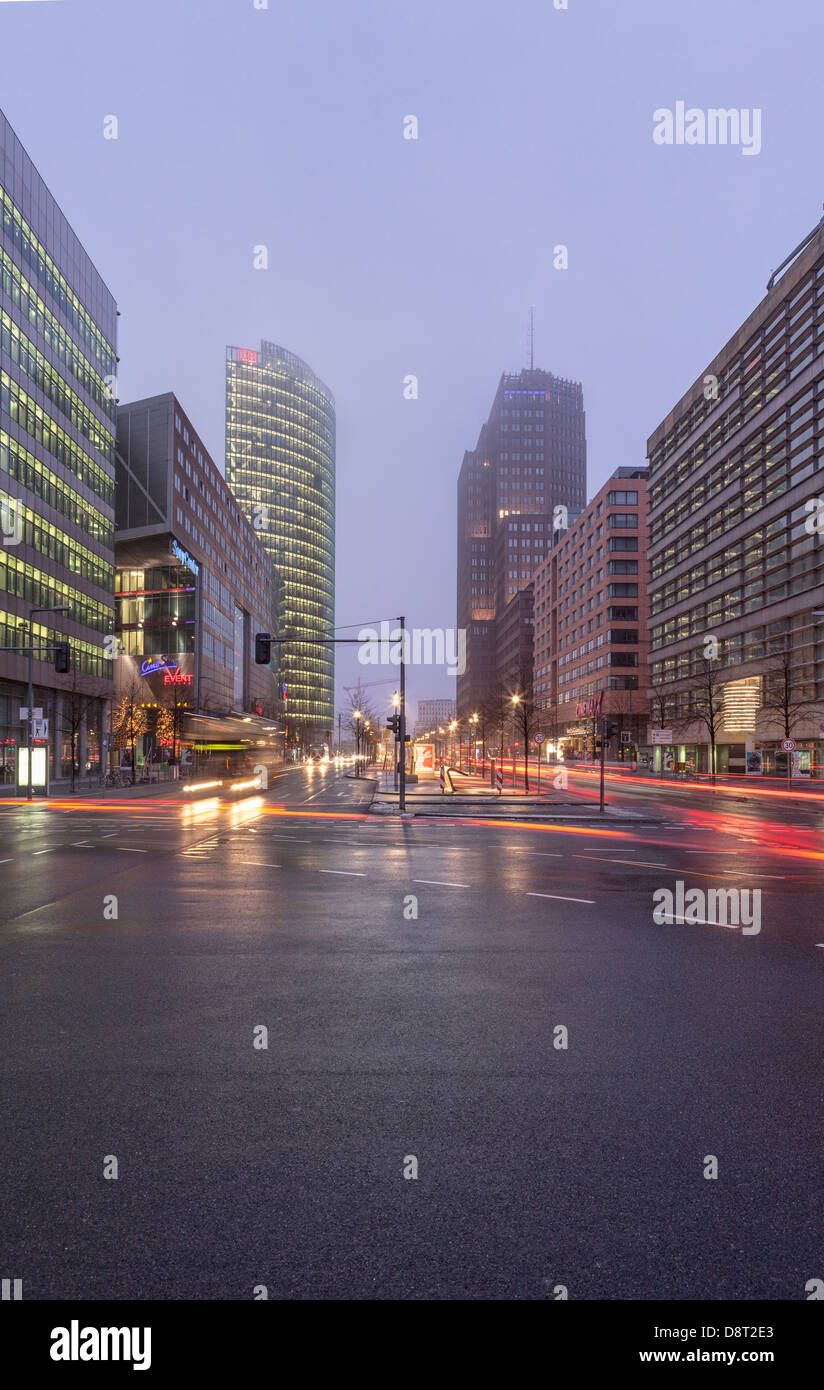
[1,763,821,1300]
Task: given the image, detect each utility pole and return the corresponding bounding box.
[599,715,606,814]
[398,615,406,813]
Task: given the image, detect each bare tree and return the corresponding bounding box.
[484,682,511,775]
[347,681,377,774]
[760,647,824,781]
[60,670,96,792]
[687,658,726,784]
[511,664,537,793]
[648,683,672,734]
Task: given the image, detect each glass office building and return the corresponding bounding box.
[225,342,335,745]
[0,108,116,784]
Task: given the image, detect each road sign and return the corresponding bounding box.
[439,766,446,793]
[621,731,632,744]
[651,729,672,744]
[534,733,544,744]
[495,767,503,794]
[19,707,43,721]
[781,738,796,752]
[32,719,49,740]
[820,722,824,734]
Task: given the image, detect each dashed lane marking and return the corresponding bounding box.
[413,879,469,888]
[527,892,595,904]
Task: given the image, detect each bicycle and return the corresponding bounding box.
[100,769,131,789]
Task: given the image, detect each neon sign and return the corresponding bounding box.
[171,539,199,575]
[141,656,173,676]
[238,348,258,364]
[163,670,194,687]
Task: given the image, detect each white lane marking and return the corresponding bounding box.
[101,833,118,838]
[116,848,148,853]
[266,835,311,842]
[731,871,786,879]
[815,944,824,948]
[318,869,366,876]
[72,842,94,847]
[0,858,13,863]
[238,860,281,868]
[658,915,725,927]
[534,852,564,858]
[413,879,469,888]
[527,892,595,904]
[33,849,54,855]
[574,855,666,868]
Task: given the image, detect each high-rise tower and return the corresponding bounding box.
[456,368,586,714]
[225,342,335,745]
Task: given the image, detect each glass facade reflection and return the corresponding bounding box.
[0,108,117,782]
[225,343,335,740]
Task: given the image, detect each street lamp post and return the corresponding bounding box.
[26,604,70,803]
[511,694,520,789]
[470,713,479,771]
[353,708,361,778]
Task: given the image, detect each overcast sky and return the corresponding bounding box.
[2,0,823,720]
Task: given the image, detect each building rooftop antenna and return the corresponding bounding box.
[528,304,535,371]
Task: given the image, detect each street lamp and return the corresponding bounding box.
[470,713,479,770]
[26,604,70,802]
[353,708,362,777]
[510,694,520,788]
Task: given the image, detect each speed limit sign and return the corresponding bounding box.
[781,738,796,752]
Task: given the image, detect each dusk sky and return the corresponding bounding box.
[2,0,822,717]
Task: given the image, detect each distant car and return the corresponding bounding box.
[310,751,322,763]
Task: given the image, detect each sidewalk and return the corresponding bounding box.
[0,776,184,800]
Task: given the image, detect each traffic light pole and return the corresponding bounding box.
[398,614,406,813]
[599,715,606,814]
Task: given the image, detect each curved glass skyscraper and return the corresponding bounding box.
[225,342,335,744]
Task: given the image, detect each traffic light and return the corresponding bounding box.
[605,720,619,738]
[386,713,400,736]
[255,633,271,664]
[54,642,70,673]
